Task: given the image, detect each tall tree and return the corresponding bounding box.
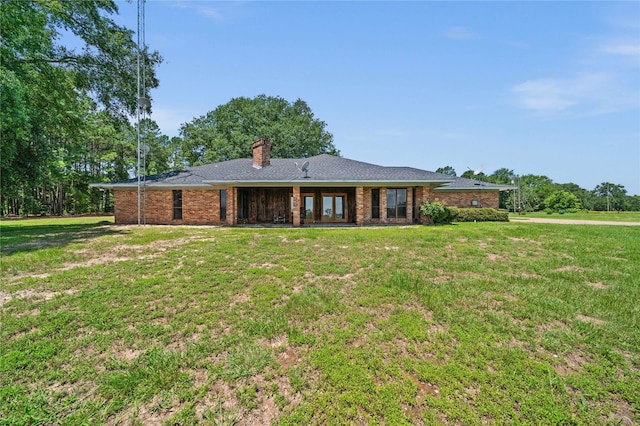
[1,0,162,215]
[557,182,595,210]
[461,170,486,180]
[592,183,628,211]
[487,168,515,185]
[518,174,555,211]
[485,168,516,209]
[138,118,180,175]
[178,94,339,165]
[435,166,457,176]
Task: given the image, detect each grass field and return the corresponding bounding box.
[1,217,638,425]
[510,211,640,222]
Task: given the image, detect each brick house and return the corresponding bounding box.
[94,139,511,226]
[434,177,515,209]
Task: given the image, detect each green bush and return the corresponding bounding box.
[543,190,581,213]
[419,200,457,225]
[449,207,509,222]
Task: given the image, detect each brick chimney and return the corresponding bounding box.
[252,139,271,168]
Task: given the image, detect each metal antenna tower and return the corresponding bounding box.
[136,0,148,225]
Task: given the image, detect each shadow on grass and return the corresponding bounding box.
[0,220,128,256]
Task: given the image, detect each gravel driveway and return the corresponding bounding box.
[510,217,640,226]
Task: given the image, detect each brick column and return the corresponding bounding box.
[380,188,388,223]
[355,186,364,225]
[226,187,236,225]
[419,186,432,224]
[292,186,301,227]
[406,187,413,224]
[363,187,372,223]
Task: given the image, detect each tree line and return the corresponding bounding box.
[0,1,337,217]
[1,1,636,217]
[436,167,640,213]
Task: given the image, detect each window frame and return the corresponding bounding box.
[172,190,183,220]
[371,188,380,219]
[220,189,227,221]
[386,188,407,219]
[321,192,348,222]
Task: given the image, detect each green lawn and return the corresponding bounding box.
[510,211,640,222]
[1,217,638,425]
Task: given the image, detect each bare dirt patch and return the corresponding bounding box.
[277,348,300,370]
[303,270,356,284]
[403,302,433,321]
[486,253,505,262]
[508,236,542,245]
[108,393,182,426]
[537,320,570,333]
[520,272,540,279]
[576,314,606,325]
[191,369,209,388]
[486,292,519,305]
[555,265,584,272]
[587,281,609,290]
[266,334,288,348]
[606,397,636,425]
[553,351,592,376]
[428,323,447,334]
[412,376,440,399]
[114,348,142,362]
[0,288,73,306]
[230,293,250,306]
[9,236,210,284]
[0,291,12,306]
[239,396,279,426]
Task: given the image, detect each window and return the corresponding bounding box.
[220,189,227,220]
[292,194,315,222]
[321,193,347,221]
[172,190,182,220]
[322,196,333,220]
[304,195,314,220]
[238,190,249,219]
[386,188,407,219]
[371,189,380,219]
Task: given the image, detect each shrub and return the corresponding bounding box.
[449,207,509,222]
[543,190,581,214]
[419,200,457,225]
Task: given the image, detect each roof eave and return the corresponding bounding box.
[89,183,213,189]
[435,185,516,191]
[202,179,454,188]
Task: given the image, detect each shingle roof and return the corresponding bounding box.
[434,176,516,191]
[95,154,455,188]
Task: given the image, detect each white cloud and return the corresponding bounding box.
[598,42,640,57]
[512,79,577,111]
[443,26,479,40]
[170,1,224,21]
[512,73,638,116]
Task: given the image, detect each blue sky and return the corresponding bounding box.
[114,1,639,195]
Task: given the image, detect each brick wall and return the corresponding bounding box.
[114,189,224,225]
[183,190,220,224]
[114,186,499,226]
[114,190,139,224]
[434,190,499,209]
